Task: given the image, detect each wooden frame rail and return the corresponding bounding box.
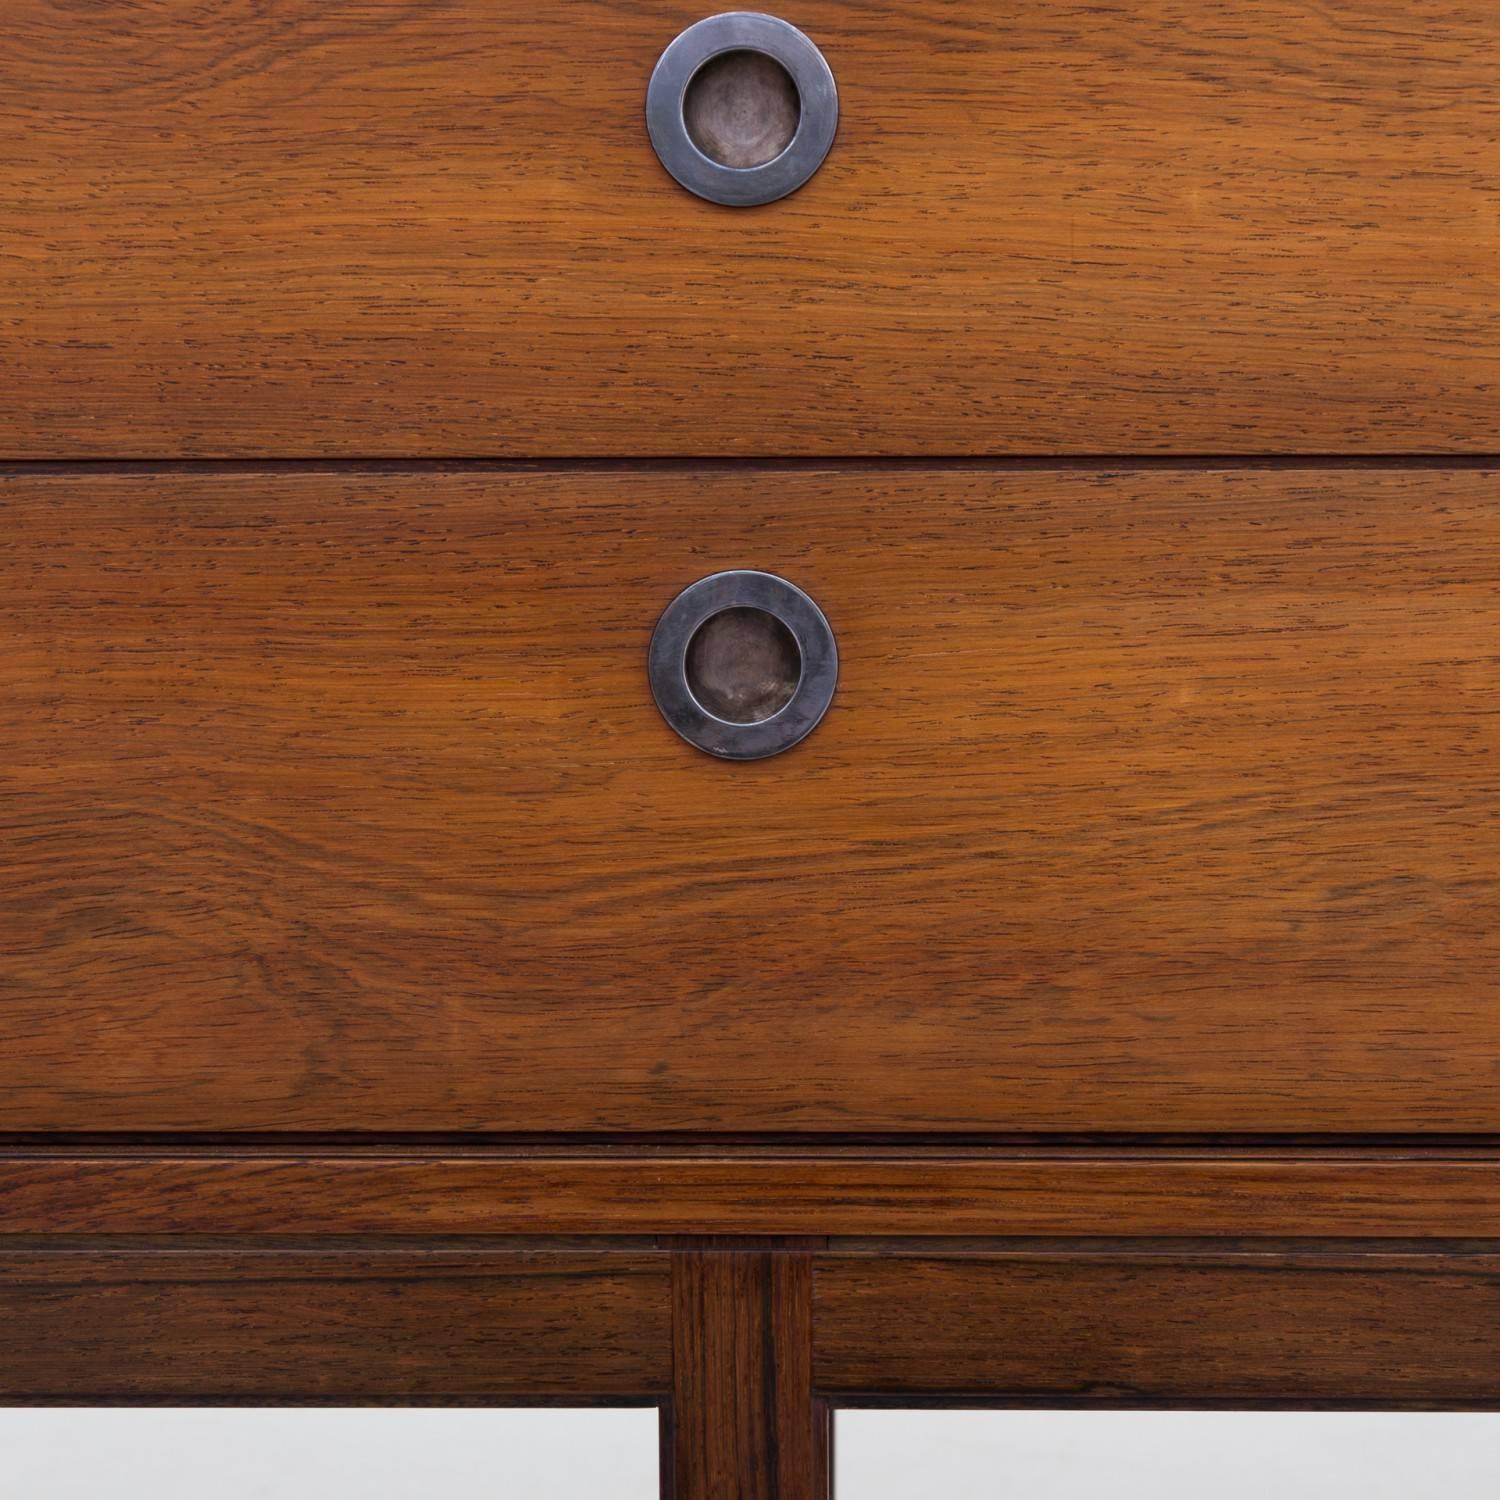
[6,1147,1500,1238]
[4,1149,1499,1497]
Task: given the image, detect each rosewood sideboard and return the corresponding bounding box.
[3,2,1499,1493]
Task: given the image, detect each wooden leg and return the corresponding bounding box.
[670,1246,828,1500]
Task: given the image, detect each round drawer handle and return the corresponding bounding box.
[646,12,838,206]
[649,570,838,759]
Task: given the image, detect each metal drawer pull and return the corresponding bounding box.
[646,12,838,206]
[649,570,838,759]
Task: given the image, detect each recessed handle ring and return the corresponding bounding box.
[646,12,838,206]
[649,570,838,759]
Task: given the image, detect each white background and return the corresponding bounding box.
[6,1408,1500,1497]
[838,1410,1500,1499]
[2,1409,659,1500]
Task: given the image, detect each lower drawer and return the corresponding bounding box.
[3,465,1496,1133]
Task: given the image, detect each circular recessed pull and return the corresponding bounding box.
[646,12,838,206]
[649,571,837,759]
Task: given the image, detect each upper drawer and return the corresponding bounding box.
[3,1,1496,458]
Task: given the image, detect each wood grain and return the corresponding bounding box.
[4,464,1498,1133]
[673,1250,825,1500]
[2,2,1498,456]
[7,1152,1500,1239]
[815,1250,1500,1400]
[0,1245,670,1399]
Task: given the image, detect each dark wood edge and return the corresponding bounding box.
[671,1248,826,1500]
[4,456,1500,475]
[0,1244,672,1403]
[0,1395,665,1408]
[812,1246,1500,1403]
[5,1149,1500,1237]
[6,1242,1498,1405]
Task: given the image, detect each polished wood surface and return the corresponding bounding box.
[7,1151,1500,1239]
[672,1249,826,1500]
[0,1245,670,1399]
[8,1239,1499,1406]
[4,2,1498,456]
[10,0,1497,1454]
[815,1249,1500,1401]
[4,464,1497,1133]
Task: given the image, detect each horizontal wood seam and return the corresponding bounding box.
[3,455,1500,476]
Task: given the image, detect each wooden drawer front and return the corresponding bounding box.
[3,465,1497,1134]
[3,1,1497,458]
